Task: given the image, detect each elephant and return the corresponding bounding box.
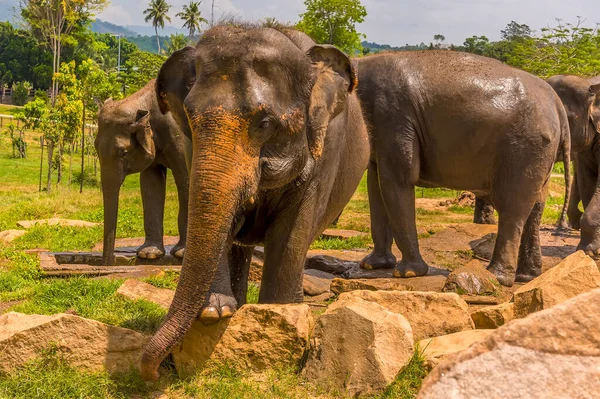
[355,51,570,287]
[95,79,190,265]
[140,25,370,380]
[547,75,600,255]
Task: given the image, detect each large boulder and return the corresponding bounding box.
[173,304,313,375]
[471,302,514,329]
[303,296,414,396]
[442,260,498,295]
[418,288,600,399]
[302,274,331,296]
[304,255,357,274]
[116,279,174,309]
[513,251,600,318]
[0,312,148,375]
[418,330,494,370]
[337,291,473,341]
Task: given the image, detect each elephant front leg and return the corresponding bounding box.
[576,156,600,255]
[567,165,582,229]
[199,243,238,324]
[361,160,397,270]
[138,165,167,260]
[515,201,545,282]
[229,244,253,307]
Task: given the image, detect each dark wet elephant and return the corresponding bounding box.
[96,79,190,265]
[547,75,600,255]
[356,51,570,288]
[141,25,369,380]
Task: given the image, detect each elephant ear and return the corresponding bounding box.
[156,46,196,115]
[307,44,358,160]
[133,109,155,159]
[589,83,600,133]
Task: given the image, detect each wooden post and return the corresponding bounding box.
[39,136,44,192]
[80,106,86,193]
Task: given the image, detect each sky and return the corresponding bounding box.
[2,0,600,46]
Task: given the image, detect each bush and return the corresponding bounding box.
[11,82,31,106]
[74,167,99,188]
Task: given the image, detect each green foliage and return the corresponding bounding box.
[463,35,490,55]
[165,33,189,55]
[508,18,600,78]
[311,235,372,250]
[122,51,167,94]
[11,81,31,106]
[176,1,208,38]
[297,0,367,55]
[375,349,428,399]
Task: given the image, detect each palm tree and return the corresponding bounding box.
[176,1,208,40]
[165,33,189,55]
[143,0,172,54]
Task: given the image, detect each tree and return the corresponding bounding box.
[297,0,367,55]
[144,0,172,54]
[176,1,207,40]
[501,21,532,41]
[463,35,490,55]
[165,33,189,55]
[20,0,108,105]
[12,81,31,106]
[122,51,167,94]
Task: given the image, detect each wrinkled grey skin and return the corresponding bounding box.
[356,51,570,287]
[95,80,190,265]
[547,75,600,255]
[141,25,369,380]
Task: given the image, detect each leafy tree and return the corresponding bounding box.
[122,51,167,95]
[501,21,533,41]
[12,81,32,106]
[463,36,490,55]
[144,0,172,54]
[176,1,207,40]
[297,0,367,54]
[19,0,109,105]
[165,33,189,55]
[508,18,600,78]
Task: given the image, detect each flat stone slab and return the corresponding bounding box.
[0,229,26,243]
[48,247,183,267]
[116,279,174,309]
[17,218,100,229]
[92,236,181,251]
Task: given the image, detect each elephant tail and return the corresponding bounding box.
[557,106,571,230]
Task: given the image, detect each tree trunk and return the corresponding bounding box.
[39,136,44,192]
[156,26,160,54]
[69,141,73,186]
[47,141,54,193]
[57,141,63,184]
[80,105,86,193]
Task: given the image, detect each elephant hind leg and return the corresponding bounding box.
[361,161,396,270]
[474,197,497,225]
[515,200,545,282]
[138,165,167,259]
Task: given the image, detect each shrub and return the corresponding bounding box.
[11,81,31,106]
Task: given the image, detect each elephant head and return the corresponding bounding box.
[141,25,357,381]
[96,104,156,265]
[547,75,600,151]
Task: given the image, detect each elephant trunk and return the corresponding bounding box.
[141,109,259,381]
[101,171,124,265]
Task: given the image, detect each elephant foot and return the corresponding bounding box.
[170,243,185,258]
[515,273,538,283]
[568,211,582,230]
[360,251,396,270]
[199,293,237,325]
[137,245,165,260]
[579,243,600,259]
[487,262,514,287]
[393,258,428,278]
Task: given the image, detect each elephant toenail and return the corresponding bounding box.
[147,253,157,260]
[392,269,401,278]
[138,252,147,259]
[200,307,220,325]
[404,271,416,278]
[220,306,234,318]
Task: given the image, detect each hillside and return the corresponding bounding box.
[91,19,138,36]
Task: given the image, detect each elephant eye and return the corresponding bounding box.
[259,120,271,129]
[120,149,128,157]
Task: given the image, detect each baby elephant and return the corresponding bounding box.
[96,79,190,265]
[357,51,570,287]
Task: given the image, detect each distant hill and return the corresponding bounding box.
[362,41,428,53]
[91,19,138,36]
[125,23,187,37]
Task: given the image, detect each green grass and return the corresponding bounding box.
[374,350,428,399]
[310,235,372,250]
[0,104,23,116]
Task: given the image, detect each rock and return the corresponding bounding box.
[330,278,410,295]
[460,295,499,305]
[116,279,174,309]
[0,312,148,375]
[304,292,334,302]
[418,330,494,370]
[303,269,336,280]
[304,255,356,274]
[173,304,313,375]
[337,290,473,341]
[0,229,26,243]
[471,302,515,329]
[320,228,367,240]
[303,296,414,396]
[303,274,331,296]
[442,260,499,295]
[17,218,100,229]
[418,288,600,399]
[513,251,600,318]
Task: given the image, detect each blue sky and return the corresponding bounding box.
[2,0,600,46]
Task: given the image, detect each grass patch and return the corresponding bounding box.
[144,270,180,290]
[0,104,23,116]
[374,350,428,399]
[310,235,372,250]
[447,205,474,215]
[247,282,260,304]
[0,345,153,399]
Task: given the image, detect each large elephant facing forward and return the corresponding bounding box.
[96,80,190,265]
[547,75,600,255]
[141,25,369,380]
[356,51,570,287]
